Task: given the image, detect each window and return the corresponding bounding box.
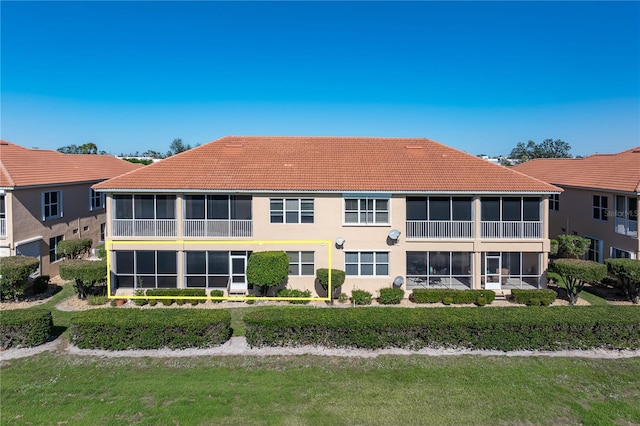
[287,251,315,276]
[549,194,559,211]
[615,196,638,237]
[0,195,5,236]
[345,251,388,276]
[42,190,63,220]
[90,189,105,210]
[49,235,64,263]
[406,251,473,289]
[114,194,176,219]
[585,237,603,263]
[185,195,252,220]
[611,247,633,259]
[344,198,389,225]
[270,199,314,224]
[115,250,177,289]
[593,195,608,221]
[406,197,472,221]
[100,223,105,241]
[481,197,540,221]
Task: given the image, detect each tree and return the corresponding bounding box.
[0,256,39,301]
[605,258,640,304]
[166,138,192,157]
[550,259,607,305]
[246,251,289,296]
[56,238,93,260]
[509,139,572,164]
[59,259,107,299]
[316,268,346,300]
[57,142,106,155]
[556,235,590,259]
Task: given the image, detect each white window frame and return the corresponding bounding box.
[584,236,604,263]
[610,247,634,259]
[345,251,389,276]
[343,197,390,225]
[90,189,105,211]
[287,251,315,276]
[270,198,314,224]
[42,190,63,220]
[49,235,64,263]
[549,194,559,211]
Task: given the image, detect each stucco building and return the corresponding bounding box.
[94,136,561,297]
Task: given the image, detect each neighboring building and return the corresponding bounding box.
[94,136,561,297]
[0,141,142,276]
[513,148,640,261]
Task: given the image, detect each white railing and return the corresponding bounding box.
[183,219,253,238]
[615,217,638,238]
[481,221,542,239]
[112,219,177,237]
[0,218,5,237]
[406,221,474,239]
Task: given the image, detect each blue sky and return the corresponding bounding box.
[1,1,638,157]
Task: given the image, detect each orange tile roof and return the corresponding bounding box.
[94,136,560,193]
[513,147,640,194]
[0,140,143,188]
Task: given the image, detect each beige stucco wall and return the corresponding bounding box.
[550,187,640,260]
[7,183,106,276]
[106,192,552,296]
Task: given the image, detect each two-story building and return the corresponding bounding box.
[94,136,561,297]
[0,140,142,276]
[513,148,640,261]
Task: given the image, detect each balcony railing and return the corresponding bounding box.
[406,221,474,239]
[184,219,253,238]
[112,219,177,237]
[615,217,638,238]
[481,221,542,239]
[0,218,5,237]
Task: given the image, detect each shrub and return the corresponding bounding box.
[338,293,349,304]
[133,289,147,306]
[276,288,311,304]
[243,306,640,351]
[605,258,640,304]
[0,256,39,301]
[551,259,607,305]
[246,251,289,296]
[143,289,207,306]
[351,289,372,305]
[378,287,404,305]
[210,289,224,304]
[442,296,453,305]
[32,275,50,294]
[96,243,106,259]
[59,259,107,299]
[69,309,232,350]
[556,235,590,259]
[316,268,346,297]
[57,238,93,259]
[0,309,53,349]
[88,295,108,306]
[511,289,557,306]
[411,289,496,305]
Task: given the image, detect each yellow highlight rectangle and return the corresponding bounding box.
[106,240,333,301]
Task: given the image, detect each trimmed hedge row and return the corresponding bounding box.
[511,289,557,306]
[411,289,496,304]
[243,306,640,351]
[144,288,207,306]
[69,309,232,350]
[0,309,53,349]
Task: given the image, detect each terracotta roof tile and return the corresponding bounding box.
[94,136,560,193]
[0,140,143,188]
[513,147,640,193]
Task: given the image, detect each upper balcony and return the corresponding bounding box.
[480,220,542,239]
[112,219,177,237]
[183,219,253,238]
[406,220,474,239]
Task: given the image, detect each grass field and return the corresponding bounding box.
[2,354,639,425]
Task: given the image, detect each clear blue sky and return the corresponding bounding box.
[1,1,638,157]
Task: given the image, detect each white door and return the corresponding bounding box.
[229,254,248,292]
[485,255,501,290]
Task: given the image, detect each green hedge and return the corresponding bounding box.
[378,287,405,304]
[411,289,496,304]
[243,306,640,350]
[511,289,557,306]
[69,309,232,350]
[144,289,207,306]
[276,288,312,304]
[0,309,53,349]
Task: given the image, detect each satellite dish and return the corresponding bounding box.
[335,237,345,246]
[393,276,404,288]
[388,229,401,240]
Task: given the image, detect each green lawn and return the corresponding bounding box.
[1,354,639,425]
[547,272,610,306]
